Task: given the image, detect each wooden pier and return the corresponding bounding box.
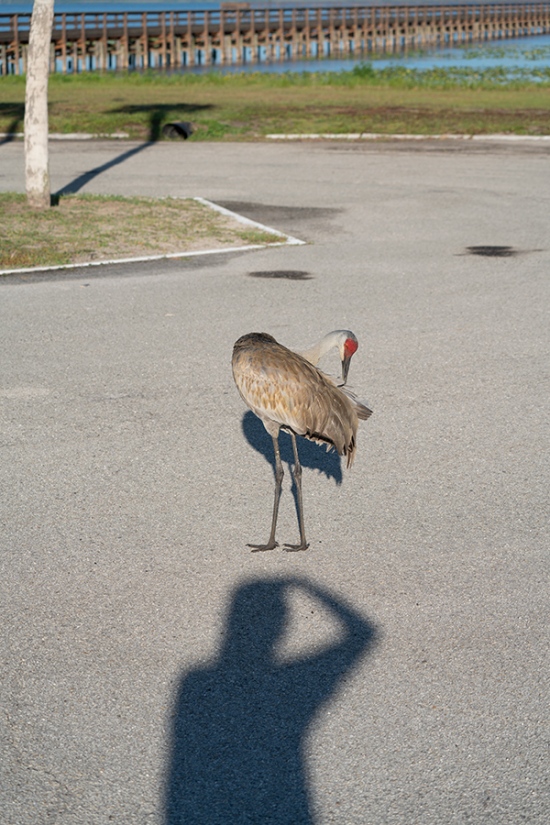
[1,3,550,75]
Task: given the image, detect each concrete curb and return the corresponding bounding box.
[266,133,550,142]
[3,133,549,143]
[0,197,306,277]
[0,132,130,140]
[194,197,305,246]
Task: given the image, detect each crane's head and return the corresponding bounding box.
[338,330,359,386]
[301,329,360,386]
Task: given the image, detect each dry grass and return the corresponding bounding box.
[0,193,281,271]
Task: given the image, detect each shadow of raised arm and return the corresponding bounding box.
[164,577,377,825]
[284,577,377,701]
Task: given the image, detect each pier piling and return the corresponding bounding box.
[1,3,549,75]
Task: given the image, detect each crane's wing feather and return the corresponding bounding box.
[232,335,371,467]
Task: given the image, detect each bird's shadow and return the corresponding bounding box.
[242,410,343,487]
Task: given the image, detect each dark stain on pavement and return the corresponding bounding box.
[463,245,545,258]
[466,245,519,257]
[248,270,313,280]
[217,201,341,227]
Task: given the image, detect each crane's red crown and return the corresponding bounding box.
[344,337,358,358]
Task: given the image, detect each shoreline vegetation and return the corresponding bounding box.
[1,66,549,140]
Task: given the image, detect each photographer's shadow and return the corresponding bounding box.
[165,577,377,825]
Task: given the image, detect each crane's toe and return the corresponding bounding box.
[247,541,279,552]
[284,542,310,552]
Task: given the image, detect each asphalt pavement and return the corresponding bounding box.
[1,137,549,824]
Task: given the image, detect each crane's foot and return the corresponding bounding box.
[284,542,310,552]
[247,541,279,553]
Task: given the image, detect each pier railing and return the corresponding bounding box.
[1,3,550,74]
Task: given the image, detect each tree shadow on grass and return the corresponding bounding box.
[164,577,377,825]
[0,103,25,145]
[109,102,213,141]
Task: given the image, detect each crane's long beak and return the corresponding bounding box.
[341,355,351,386]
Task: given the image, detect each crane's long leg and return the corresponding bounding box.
[247,434,283,552]
[285,431,309,552]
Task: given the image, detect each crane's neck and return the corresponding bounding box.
[299,330,347,366]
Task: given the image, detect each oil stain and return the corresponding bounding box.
[248,270,312,280]
[217,201,341,225]
[466,246,519,257]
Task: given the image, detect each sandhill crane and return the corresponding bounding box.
[232,330,372,552]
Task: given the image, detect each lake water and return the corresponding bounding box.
[186,34,550,78]
[1,1,549,78]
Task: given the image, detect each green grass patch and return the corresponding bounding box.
[0,193,282,271]
[1,67,549,139]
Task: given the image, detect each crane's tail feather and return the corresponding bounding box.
[302,430,357,469]
[356,402,373,420]
[345,439,356,469]
[342,388,373,420]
